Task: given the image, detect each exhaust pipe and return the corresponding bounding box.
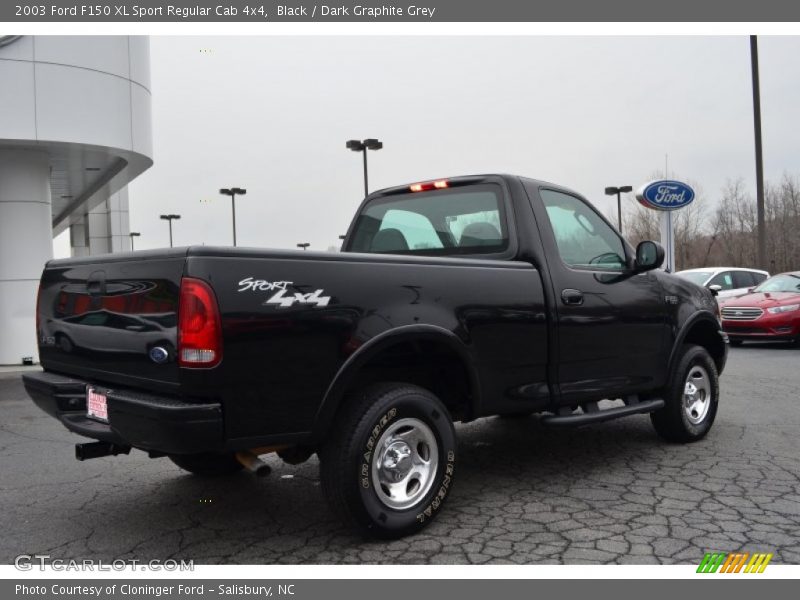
[235,451,271,477]
[75,441,131,461]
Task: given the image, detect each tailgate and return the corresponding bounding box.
[37,252,186,391]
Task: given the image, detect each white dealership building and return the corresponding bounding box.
[0,35,153,364]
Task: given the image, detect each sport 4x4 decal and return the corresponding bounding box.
[237,278,331,308]
[264,287,330,308]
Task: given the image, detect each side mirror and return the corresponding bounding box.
[708,284,723,295]
[635,241,665,272]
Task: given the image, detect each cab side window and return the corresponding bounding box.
[540,189,627,271]
[732,271,755,289]
[709,271,734,290]
[752,272,768,285]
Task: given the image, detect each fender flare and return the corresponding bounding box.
[667,310,726,376]
[310,324,480,440]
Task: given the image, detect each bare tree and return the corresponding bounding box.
[624,201,659,248]
[622,172,800,273]
[712,179,756,267]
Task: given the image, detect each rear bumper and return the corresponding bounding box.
[23,371,224,454]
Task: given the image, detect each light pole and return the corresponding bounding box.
[129,231,140,251]
[604,185,633,233]
[750,36,767,270]
[297,243,310,251]
[219,187,247,246]
[159,214,180,248]
[346,138,383,197]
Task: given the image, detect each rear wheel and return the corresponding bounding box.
[651,344,719,443]
[169,452,244,476]
[319,383,457,539]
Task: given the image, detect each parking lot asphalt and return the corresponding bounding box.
[2,343,799,565]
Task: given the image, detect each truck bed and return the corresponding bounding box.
[36,246,548,446]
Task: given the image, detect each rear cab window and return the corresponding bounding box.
[347,183,510,257]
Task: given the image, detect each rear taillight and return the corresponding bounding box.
[178,277,222,368]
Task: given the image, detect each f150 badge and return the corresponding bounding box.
[238,278,331,308]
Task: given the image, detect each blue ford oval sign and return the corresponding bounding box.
[636,180,695,211]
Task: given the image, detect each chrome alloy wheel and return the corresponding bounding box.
[370,418,439,510]
[683,365,711,425]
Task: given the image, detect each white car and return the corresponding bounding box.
[676,267,770,300]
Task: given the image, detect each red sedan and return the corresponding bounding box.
[720,271,800,346]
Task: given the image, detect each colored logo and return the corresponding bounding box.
[148,346,170,364]
[636,180,695,211]
[697,552,773,573]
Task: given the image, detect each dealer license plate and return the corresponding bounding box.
[86,387,109,422]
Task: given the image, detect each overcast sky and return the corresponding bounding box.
[54,35,800,255]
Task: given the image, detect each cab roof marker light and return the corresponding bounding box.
[409,179,450,192]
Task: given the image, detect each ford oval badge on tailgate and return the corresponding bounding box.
[149,346,170,364]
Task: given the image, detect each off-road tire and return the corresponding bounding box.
[651,344,719,443]
[319,383,457,539]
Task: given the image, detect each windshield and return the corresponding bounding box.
[676,271,713,285]
[754,274,800,293]
[347,184,509,256]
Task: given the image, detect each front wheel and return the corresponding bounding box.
[651,344,719,443]
[319,383,457,539]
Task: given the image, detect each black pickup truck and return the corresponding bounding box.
[24,174,727,538]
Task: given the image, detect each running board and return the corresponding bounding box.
[540,398,664,427]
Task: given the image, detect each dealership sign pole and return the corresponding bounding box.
[635,180,695,272]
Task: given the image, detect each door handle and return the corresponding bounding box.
[561,289,584,306]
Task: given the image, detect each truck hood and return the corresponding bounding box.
[721,291,800,308]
